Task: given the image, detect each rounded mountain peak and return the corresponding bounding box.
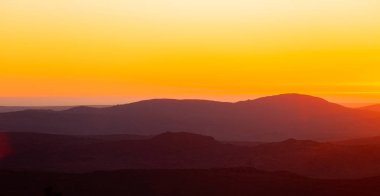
[240,93,329,104]
[236,93,342,108]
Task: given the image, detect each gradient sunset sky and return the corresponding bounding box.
[1,0,380,106]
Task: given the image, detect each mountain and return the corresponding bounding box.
[4,132,380,178]
[4,168,380,196]
[360,104,380,113]
[1,94,380,141]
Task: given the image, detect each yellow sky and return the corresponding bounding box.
[1,0,380,105]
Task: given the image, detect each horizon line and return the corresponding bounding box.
[0,93,378,108]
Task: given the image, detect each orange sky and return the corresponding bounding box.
[1,0,380,106]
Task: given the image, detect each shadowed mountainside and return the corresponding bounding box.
[1,94,380,141]
[4,132,380,178]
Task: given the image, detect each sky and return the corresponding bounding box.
[1,0,380,106]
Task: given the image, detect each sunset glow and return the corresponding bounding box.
[1,0,380,105]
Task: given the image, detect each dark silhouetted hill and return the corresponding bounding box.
[4,132,380,178]
[0,132,243,172]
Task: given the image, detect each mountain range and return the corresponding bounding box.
[1,94,380,141]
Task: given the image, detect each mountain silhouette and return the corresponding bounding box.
[0,94,380,141]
